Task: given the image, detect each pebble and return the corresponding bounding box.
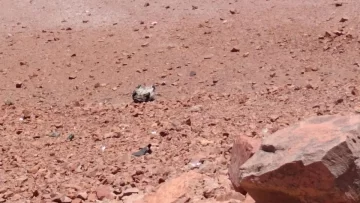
[335,2,343,7]
[15,81,22,88]
[69,75,77,80]
[230,9,237,14]
[339,17,348,22]
[141,42,150,47]
[190,71,197,77]
[231,47,240,52]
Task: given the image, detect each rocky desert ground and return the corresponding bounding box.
[1,0,360,202]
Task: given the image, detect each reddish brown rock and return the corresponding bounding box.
[237,115,360,203]
[228,136,260,194]
[95,185,115,200]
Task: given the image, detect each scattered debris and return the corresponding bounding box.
[132,85,156,103]
[132,144,152,157]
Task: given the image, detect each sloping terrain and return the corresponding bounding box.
[1,0,360,202]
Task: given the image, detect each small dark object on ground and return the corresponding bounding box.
[67,133,74,141]
[132,85,155,103]
[132,144,152,157]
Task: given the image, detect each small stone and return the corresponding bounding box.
[243,52,249,57]
[22,109,31,119]
[19,61,27,66]
[15,81,22,88]
[94,83,100,88]
[231,47,240,52]
[32,190,40,197]
[132,85,155,103]
[188,71,196,77]
[339,17,348,22]
[4,99,13,106]
[69,75,77,80]
[311,67,319,71]
[335,2,343,7]
[159,131,169,137]
[192,5,198,10]
[144,2,150,7]
[48,131,60,137]
[141,42,149,47]
[230,9,237,14]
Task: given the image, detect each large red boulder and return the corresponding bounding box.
[234,115,360,203]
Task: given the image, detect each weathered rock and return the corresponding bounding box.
[132,85,155,103]
[228,136,260,194]
[142,171,203,203]
[237,115,360,203]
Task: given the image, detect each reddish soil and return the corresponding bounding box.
[1,0,360,202]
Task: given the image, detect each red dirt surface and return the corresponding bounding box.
[1,0,360,202]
